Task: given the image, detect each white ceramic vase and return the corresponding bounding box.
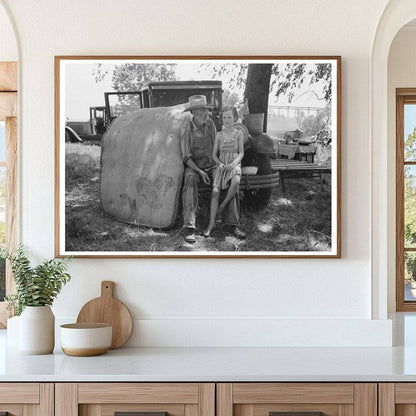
[6,315,20,347]
[19,305,55,354]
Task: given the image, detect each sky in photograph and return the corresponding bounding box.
[64,61,331,121]
[405,104,416,138]
[0,122,4,224]
[0,122,5,160]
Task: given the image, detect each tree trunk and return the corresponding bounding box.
[243,64,273,132]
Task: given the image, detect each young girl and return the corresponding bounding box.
[204,106,244,237]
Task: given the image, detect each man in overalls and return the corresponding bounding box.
[181,95,246,243]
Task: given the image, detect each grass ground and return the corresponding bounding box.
[65,143,332,253]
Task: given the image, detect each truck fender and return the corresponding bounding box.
[65,126,83,143]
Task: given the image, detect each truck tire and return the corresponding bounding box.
[242,153,274,211]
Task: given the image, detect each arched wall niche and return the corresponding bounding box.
[0,1,18,61]
[372,0,416,319]
[386,17,416,313]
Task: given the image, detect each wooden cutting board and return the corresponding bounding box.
[76,281,133,349]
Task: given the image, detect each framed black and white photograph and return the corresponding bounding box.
[55,56,341,258]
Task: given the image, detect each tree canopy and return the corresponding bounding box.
[405,125,416,161]
[405,127,416,248]
[201,62,332,105]
[272,63,332,103]
[93,63,177,91]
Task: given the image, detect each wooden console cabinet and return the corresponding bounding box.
[0,383,53,416]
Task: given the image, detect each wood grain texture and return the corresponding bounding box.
[233,383,354,404]
[0,92,16,120]
[78,383,199,404]
[252,403,339,416]
[0,116,17,328]
[76,281,133,349]
[397,94,406,311]
[39,383,54,416]
[199,384,215,416]
[395,383,416,403]
[353,384,377,416]
[0,383,39,403]
[5,117,17,294]
[54,56,61,258]
[23,404,39,416]
[239,404,254,416]
[337,404,353,416]
[185,404,198,416]
[55,383,78,416]
[395,90,416,311]
[336,55,342,258]
[379,384,395,416]
[100,403,185,416]
[0,62,17,91]
[62,346,109,357]
[397,89,416,96]
[217,384,233,416]
[79,404,101,416]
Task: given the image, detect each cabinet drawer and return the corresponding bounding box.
[56,383,215,416]
[218,383,376,416]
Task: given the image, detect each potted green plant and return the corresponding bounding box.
[1,245,71,354]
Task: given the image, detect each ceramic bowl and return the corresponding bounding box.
[60,323,112,356]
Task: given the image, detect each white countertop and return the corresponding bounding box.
[2,328,416,382]
[3,313,416,382]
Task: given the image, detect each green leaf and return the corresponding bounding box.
[5,245,71,315]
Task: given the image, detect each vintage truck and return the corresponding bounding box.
[99,81,279,228]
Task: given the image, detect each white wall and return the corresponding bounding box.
[387,25,416,312]
[0,3,17,61]
[0,0,393,346]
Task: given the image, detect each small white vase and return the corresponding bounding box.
[6,315,20,347]
[19,306,55,354]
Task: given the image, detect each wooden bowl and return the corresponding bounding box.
[60,323,112,356]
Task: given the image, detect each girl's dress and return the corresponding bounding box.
[212,129,242,190]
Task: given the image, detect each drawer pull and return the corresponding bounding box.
[270,413,324,416]
[115,412,167,416]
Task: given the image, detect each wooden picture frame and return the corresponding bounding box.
[55,56,341,258]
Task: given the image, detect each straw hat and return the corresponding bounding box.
[184,95,213,111]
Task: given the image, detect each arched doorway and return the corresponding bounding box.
[371,0,416,319]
